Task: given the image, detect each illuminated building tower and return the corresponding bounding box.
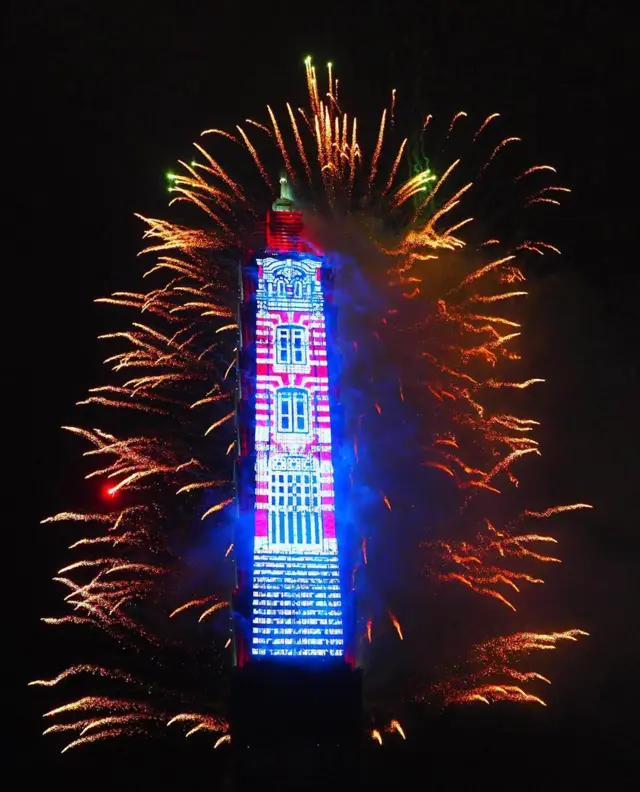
[231,179,361,784]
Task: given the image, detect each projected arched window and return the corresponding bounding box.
[276,325,307,366]
[276,388,309,434]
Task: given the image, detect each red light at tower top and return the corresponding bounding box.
[265,209,304,253]
[264,176,318,255]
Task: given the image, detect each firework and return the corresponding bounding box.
[35,60,588,752]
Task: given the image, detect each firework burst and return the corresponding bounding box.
[36,59,588,752]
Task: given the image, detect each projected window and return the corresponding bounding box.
[276,325,307,366]
[276,388,309,433]
[268,469,321,544]
[269,471,319,510]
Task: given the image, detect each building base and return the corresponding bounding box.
[230,660,362,789]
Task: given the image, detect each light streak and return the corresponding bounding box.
[169,596,220,619]
[201,498,234,520]
[389,611,403,641]
[389,719,406,739]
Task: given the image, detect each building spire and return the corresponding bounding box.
[272,174,294,212]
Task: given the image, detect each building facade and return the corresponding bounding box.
[235,201,345,661]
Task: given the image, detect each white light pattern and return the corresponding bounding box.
[250,255,344,658]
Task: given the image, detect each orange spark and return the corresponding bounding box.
[201,498,234,519]
[266,105,295,182]
[201,128,238,142]
[382,137,408,195]
[198,601,229,622]
[390,719,406,739]
[389,611,403,640]
[235,125,273,189]
[368,108,387,191]
[473,112,500,141]
[523,504,593,519]
[447,110,467,137]
[516,164,556,181]
[29,667,135,687]
[204,411,234,436]
[61,727,143,754]
[169,596,220,619]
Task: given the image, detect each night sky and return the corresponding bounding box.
[11,1,638,788]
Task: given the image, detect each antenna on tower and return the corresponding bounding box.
[272,174,294,212]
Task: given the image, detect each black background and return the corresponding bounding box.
[9,1,638,788]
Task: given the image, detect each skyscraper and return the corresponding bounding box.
[235,179,345,662]
[231,180,362,784]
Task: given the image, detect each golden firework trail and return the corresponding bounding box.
[35,59,589,752]
[435,630,589,706]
